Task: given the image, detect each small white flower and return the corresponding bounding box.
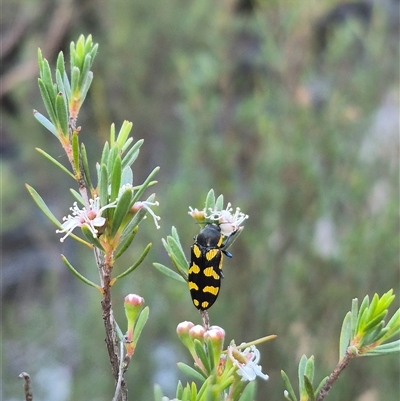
[132,200,161,229]
[228,344,269,382]
[205,202,248,236]
[56,196,116,242]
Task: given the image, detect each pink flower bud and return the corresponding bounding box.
[189,325,206,342]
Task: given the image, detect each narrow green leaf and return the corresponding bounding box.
[365,293,380,322]
[110,188,132,237]
[121,139,144,169]
[115,226,139,260]
[56,51,65,82]
[177,362,206,382]
[171,226,182,244]
[79,71,93,105]
[110,155,122,202]
[339,311,352,360]
[72,131,80,176]
[176,381,184,399]
[305,355,315,384]
[304,375,315,401]
[81,225,105,252]
[132,306,149,345]
[121,166,133,186]
[190,381,197,401]
[118,202,148,241]
[121,137,133,154]
[55,91,68,136]
[90,42,99,61]
[98,164,108,208]
[38,78,57,124]
[281,370,298,401]
[33,110,58,137]
[362,339,400,356]
[116,120,133,149]
[40,57,55,97]
[194,340,211,374]
[113,243,152,282]
[130,166,160,205]
[204,189,216,214]
[63,70,71,102]
[107,145,119,178]
[80,143,93,190]
[298,355,307,397]
[80,53,91,87]
[61,254,101,290]
[237,382,256,401]
[356,295,370,334]
[35,148,74,178]
[167,236,189,278]
[55,70,65,96]
[360,322,385,348]
[363,310,387,332]
[153,263,186,283]
[70,66,80,95]
[110,123,116,146]
[351,298,359,338]
[153,384,163,401]
[101,141,110,167]
[26,184,61,226]
[215,194,224,211]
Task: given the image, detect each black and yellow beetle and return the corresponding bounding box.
[188,223,234,311]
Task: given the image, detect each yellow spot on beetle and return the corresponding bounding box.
[204,267,219,280]
[206,249,219,260]
[193,245,201,258]
[203,286,219,295]
[189,263,200,274]
[188,282,199,291]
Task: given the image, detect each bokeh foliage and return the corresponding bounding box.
[2,0,399,400]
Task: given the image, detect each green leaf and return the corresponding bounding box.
[121,166,133,186]
[101,141,110,167]
[55,70,65,97]
[121,137,133,154]
[113,243,152,282]
[281,370,297,401]
[339,311,352,360]
[176,381,184,399]
[153,384,164,401]
[351,298,359,338]
[70,66,80,95]
[72,130,80,176]
[215,194,224,211]
[98,164,108,208]
[204,189,216,215]
[304,375,315,401]
[110,155,122,202]
[110,123,116,146]
[81,225,105,252]
[238,381,256,401]
[80,53,91,87]
[363,310,387,332]
[116,120,133,149]
[33,110,58,137]
[298,355,307,397]
[362,339,400,356]
[131,166,160,205]
[121,138,143,168]
[107,145,119,178]
[35,147,74,178]
[194,340,211,375]
[61,254,101,290]
[80,71,93,105]
[115,226,139,260]
[26,184,61,227]
[356,295,370,334]
[153,263,186,283]
[166,236,189,278]
[177,362,206,382]
[80,143,93,190]
[110,185,132,237]
[305,355,315,384]
[132,306,149,345]
[56,51,65,83]
[38,78,57,125]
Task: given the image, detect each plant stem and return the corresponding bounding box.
[18,372,33,401]
[316,351,354,401]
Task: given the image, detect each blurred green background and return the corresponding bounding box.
[1,0,399,400]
